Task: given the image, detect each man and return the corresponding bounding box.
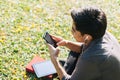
[47,7,120,80]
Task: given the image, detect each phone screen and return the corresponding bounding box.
[43,32,57,47]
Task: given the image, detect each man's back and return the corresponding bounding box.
[99,32,120,80]
[81,32,120,80]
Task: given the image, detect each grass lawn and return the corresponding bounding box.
[0,0,120,80]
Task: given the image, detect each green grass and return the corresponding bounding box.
[0,0,120,80]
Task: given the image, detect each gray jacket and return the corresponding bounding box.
[62,32,120,80]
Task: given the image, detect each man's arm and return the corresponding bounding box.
[63,40,83,53]
[51,35,83,53]
[47,44,70,80]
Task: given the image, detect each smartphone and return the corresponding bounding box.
[43,32,57,48]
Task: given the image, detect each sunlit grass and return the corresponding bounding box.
[0,0,120,80]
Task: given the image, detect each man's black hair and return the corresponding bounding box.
[71,7,107,39]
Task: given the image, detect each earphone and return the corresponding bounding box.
[85,36,89,41]
[84,34,93,45]
[84,35,89,42]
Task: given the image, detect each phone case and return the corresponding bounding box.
[43,32,57,47]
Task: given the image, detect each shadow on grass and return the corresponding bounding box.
[26,71,57,80]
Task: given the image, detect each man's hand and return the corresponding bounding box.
[51,35,68,46]
[47,43,60,59]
